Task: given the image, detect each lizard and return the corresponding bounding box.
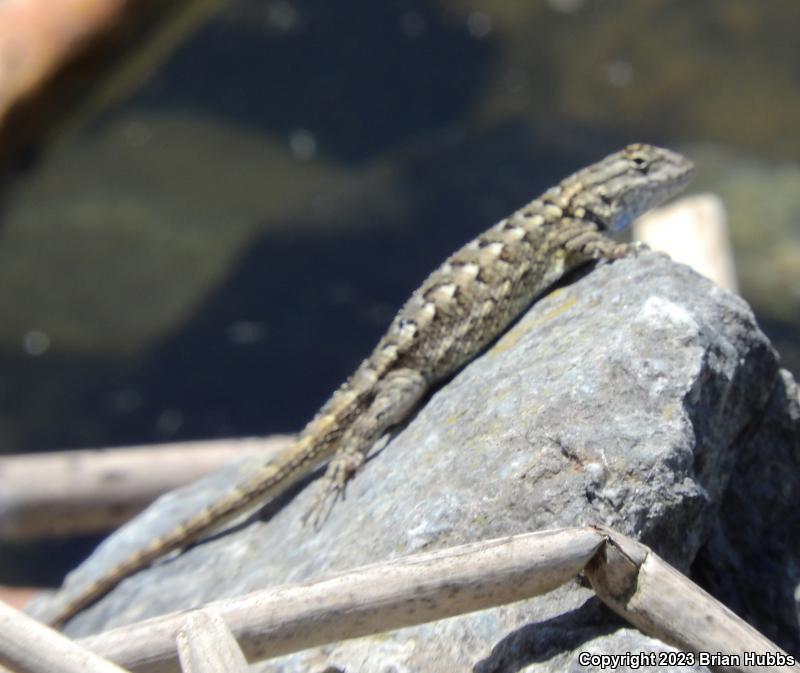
[49,143,694,628]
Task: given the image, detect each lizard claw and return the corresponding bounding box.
[592,239,650,265]
[611,239,649,259]
[631,240,651,255]
[301,485,339,529]
[302,451,364,529]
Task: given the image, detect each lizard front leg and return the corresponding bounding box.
[551,218,645,261]
[304,367,428,526]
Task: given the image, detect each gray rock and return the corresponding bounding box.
[37,252,800,671]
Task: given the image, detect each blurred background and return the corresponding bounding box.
[1,0,798,587]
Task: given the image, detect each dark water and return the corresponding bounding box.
[2,0,799,583]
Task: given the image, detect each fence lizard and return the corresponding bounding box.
[49,143,694,627]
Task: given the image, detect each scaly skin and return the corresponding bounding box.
[50,143,693,627]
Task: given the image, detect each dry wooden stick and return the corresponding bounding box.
[0,437,290,540]
[176,611,249,673]
[0,599,131,673]
[79,527,604,673]
[585,526,800,673]
[633,193,738,292]
[73,527,798,673]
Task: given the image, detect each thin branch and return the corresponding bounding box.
[79,527,604,673]
[0,599,131,673]
[585,526,800,673]
[0,437,291,540]
[67,527,798,673]
[176,611,249,673]
[634,194,738,292]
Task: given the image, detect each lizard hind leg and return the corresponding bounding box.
[303,367,427,528]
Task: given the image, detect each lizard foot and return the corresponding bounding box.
[556,222,648,263]
[587,239,650,265]
[607,239,649,259]
[302,451,365,529]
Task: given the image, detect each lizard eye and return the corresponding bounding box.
[631,155,650,173]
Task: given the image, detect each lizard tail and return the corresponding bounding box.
[48,438,323,628]
[49,387,361,628]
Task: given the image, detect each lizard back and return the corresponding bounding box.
[374,143,693,382]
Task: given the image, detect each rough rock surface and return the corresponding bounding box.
[38,251,800,671]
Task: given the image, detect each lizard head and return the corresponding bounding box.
[567,143,695,232]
